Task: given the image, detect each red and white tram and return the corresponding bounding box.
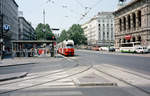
[58,40,74,56]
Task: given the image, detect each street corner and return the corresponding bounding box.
[73,72,117,87]
[0,72,28,82]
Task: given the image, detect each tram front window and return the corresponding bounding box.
[66,44,74,48]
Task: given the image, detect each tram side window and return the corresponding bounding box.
[66,44,74,48]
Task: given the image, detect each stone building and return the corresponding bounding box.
[82,12,114,46]
[114,0,150,48]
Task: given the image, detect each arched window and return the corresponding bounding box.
[132,37,136,42]
[137,36,141,42]
[123,17,126,30]
[128,15,131,30]
[132,13,136,29]
[137,10,141,27]
[123,38,126,43]
[119,19,122,31]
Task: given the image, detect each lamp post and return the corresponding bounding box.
[0,0,4,60]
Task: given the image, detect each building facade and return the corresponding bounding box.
[0,0,18,48]
[82,12,114,46]
[18,17,35,40]
[114,0,150,48]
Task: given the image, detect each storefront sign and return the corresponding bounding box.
[125,35,131,40]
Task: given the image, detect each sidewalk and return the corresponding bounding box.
[0,58,37,67]
[0,56,61,67]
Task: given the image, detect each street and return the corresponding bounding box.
[0,50,150,96]
[76,50,150,76]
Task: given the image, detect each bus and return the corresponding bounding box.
[120,42,140,53]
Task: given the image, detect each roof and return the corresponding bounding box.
[13,0,19,7]
[18,17,35,31]
[114,0,142,14]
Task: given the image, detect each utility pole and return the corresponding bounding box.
[43,9,46,25]
[43,9,46,40]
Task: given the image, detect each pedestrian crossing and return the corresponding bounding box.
[0,68,85,96]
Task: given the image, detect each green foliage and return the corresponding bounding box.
[35,23,54,40]
[57,30,68,42]
[58,24,87,45]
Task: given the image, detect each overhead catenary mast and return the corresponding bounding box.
[43,9,46,25]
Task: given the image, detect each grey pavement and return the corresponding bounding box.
[0,72,28,82]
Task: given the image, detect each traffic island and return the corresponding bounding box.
[0,72,28,82]
[73,73,117,87]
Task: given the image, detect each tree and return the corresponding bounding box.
[57,30,68,43]
[68,24,87,45]
[35,23,54,40]
[57,24,87,45]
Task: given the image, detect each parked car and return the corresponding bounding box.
[108,47,115,52]
[100,47,109,51]
[147,45,150,53]
[135,46,149,54]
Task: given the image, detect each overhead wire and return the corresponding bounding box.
[78,0,103,23]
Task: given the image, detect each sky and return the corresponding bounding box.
[15,0,131,33]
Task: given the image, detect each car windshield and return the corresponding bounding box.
[0,0,150,96]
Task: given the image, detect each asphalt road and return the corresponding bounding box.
[0,50,149,96]
[1,50,150,76]
[76,50,150,76]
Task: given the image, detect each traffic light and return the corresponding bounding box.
[46,36,56,40]
[52,36,56,40]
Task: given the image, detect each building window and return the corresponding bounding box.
[128,15,131,30]
[107,32,109,40]
[132,13,136,29]
[123,17,126,30]
[119,19,122,31]
[137,10,141,27]
[103,20,104,22]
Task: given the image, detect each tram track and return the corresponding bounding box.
[0,55,92,95]
[94,64,150,95]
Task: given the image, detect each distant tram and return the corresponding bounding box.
[58,40,74,56]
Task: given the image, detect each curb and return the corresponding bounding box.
[78,82,117,86]
[0,72,28,82]
[0,63,36,67]
[73,78,117,87]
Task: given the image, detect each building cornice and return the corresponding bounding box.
[19,17,35,30]
[113,0,142,14]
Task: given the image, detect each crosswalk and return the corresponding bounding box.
[0,66,88,96]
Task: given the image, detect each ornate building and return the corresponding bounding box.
[114,0,150,48]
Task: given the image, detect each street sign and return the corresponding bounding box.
[3,24,10,31]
